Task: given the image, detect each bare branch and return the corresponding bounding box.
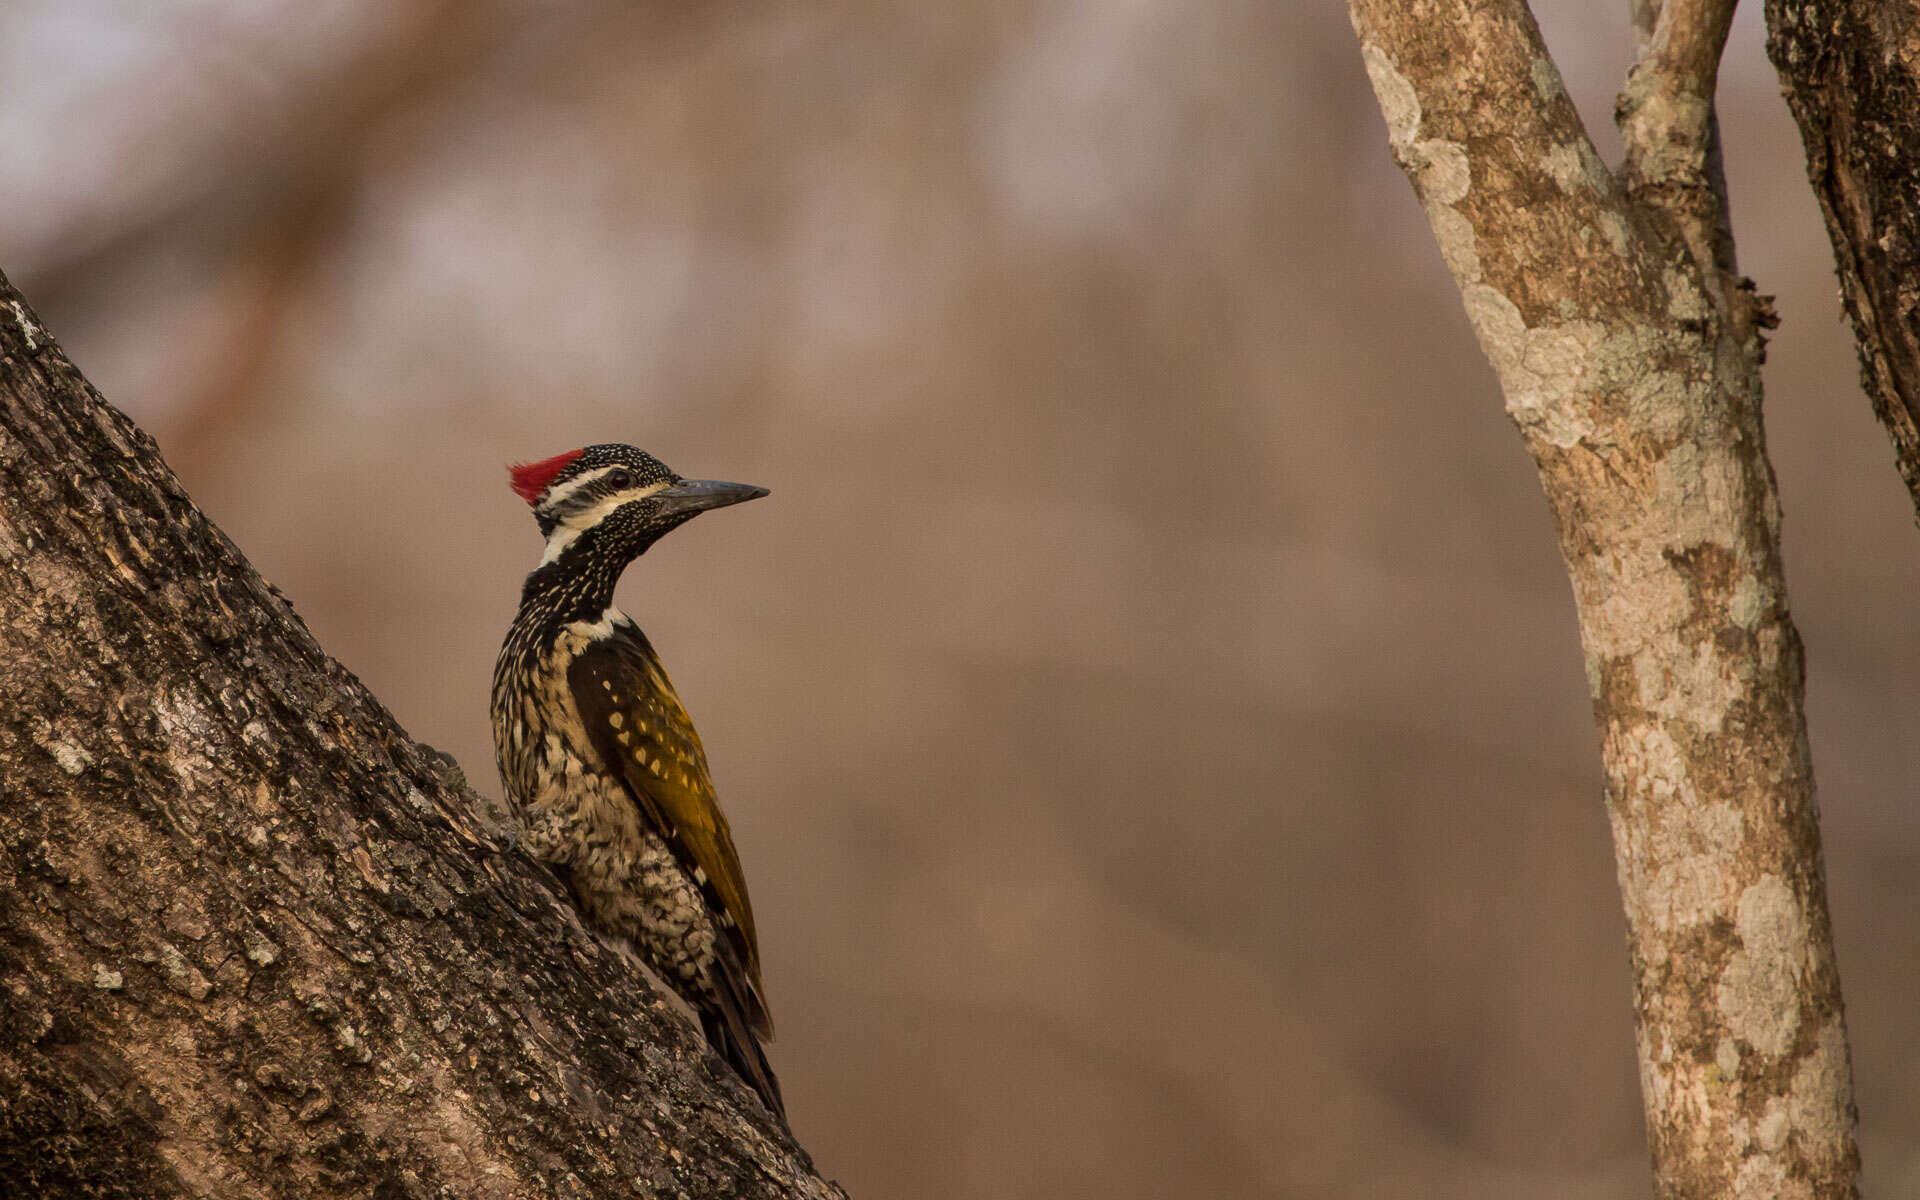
[1629,0,1661,56]
[1628,0,1736,122]
[1619,0,1744,296]
[1349,1,1859,1195]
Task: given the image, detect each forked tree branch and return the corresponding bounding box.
[1347,1,1858,1195]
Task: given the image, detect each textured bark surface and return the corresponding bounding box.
[0,268,841,1199]
[1348,1,1858,1196]
[1766,0,1920,518]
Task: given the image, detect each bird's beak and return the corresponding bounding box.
[654,478,770,518]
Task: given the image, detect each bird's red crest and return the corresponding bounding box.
[508,449,584,504]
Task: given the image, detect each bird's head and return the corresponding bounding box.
[508,443,768,568]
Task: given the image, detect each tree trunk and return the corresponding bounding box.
[0,268,842,1199]
[1766,0,1920,520]
[1346,1,1859,1195]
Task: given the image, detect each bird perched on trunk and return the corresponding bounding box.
[491,443,781,1118]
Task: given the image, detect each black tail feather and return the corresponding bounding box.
[704,932,784,1120]
[702,1002,785,1121]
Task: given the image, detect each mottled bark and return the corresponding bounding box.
[1347,1,1858,1196]
[0,268,841,1199]
[1765,0,1920,519]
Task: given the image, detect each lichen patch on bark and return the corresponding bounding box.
[1360,42,1422,148]
[1649,799,1741,930]
[1529,54,1565,102]
[1544,140,1609,197]
[1733,1154,1809,1200]
[1716,875,1810,1058]
[1788,1021,1855,1146]
[1429,205,1483,285]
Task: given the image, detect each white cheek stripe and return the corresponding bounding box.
[539,465,618,512]
[538,480,672,566]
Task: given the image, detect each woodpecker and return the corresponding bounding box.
[490,443,782,1118]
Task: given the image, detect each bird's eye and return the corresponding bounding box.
[607,468,634,490]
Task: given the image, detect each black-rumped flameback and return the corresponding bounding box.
[490,444,781,1118]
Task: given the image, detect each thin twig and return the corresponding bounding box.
[1619,0,1741,282]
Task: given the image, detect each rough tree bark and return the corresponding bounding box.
[1766,1,1920,519]
[1347,1,1859,1196]
[0,268,842,1199]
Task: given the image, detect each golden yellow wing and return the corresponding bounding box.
[568,623,770,1032]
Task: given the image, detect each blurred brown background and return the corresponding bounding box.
[5,3,1916,1197]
